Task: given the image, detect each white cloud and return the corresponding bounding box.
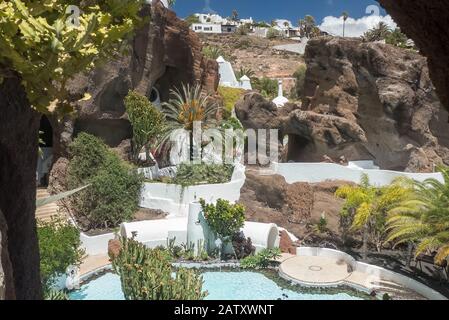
[318,15,397,38]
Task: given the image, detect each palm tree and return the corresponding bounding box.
[231,9,238,21]
[336,174,409,257]
[161,84,218,161]
[235,67,255,80]
[304,15,316,38]
[387,168,449,265]
[363,22,391,42]
[342,11,349,37]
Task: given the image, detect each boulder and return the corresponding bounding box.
[236,37,449,172]
[378,0,449,115]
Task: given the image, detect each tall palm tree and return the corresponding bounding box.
[304,15,316,38]
[342,11,349,37]
[387,168,449,264]
[363,22,391,42]
[161,84,218,161]
[231,9,238,21]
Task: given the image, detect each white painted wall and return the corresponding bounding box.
[80,232,116,256]
[140,164,246,217]
[271,162,444,186]
[191,23,222,34]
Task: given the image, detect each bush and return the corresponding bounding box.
[111,237,207,300]
[125,90,166,163]
[240,248,281,269]
[253,77,278,99]
[200,198,245,241]
[67,133,143,230]
[290,65,307,100]
[172,163,234,186]
[202,45,227,60]
[220,117,243,131]
[38,218,84,293]
[266,28,281,39]
[218,86,245,116]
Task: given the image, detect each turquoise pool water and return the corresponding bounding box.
[69,271,364,300]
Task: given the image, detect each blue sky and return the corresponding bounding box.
[172,0,387,24]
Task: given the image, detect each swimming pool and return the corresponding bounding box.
[69,271,367,300]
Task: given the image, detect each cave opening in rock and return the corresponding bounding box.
[286,134,312,162]
[37,115,53,187]
[148,86,161,107]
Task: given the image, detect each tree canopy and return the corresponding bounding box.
[0,0,145,113]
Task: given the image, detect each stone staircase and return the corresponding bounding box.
[36,188,59,222]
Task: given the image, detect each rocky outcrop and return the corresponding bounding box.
[378,0,449,115]
[239,172,348,239]
[236,37,449,172]
[59,2,219,152]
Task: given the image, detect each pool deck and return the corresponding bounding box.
[80,255,110,276]
[279,255,426,299]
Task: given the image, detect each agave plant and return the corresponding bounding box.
[387,168,449,264]
[161,84,218,160]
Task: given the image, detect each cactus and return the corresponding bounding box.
[110,237,208,300]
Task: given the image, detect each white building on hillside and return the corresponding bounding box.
[191,23,222,34]
[273,19,300,38]
[216,56,252,90]
[191,13,254,34]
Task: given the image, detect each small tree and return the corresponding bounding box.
[38,218,84,294]
[336,175,409,257]
[200,198,245,258]
[67,133,143,230]
[125,91,166,163]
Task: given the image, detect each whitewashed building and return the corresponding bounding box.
[191,23,222,34]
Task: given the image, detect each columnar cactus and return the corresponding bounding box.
[110,237,208,300]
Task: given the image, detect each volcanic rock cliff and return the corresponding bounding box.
[236,37,449,172]
[52,2,219,157]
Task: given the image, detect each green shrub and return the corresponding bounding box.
[125,90,166,163]
[240,248,282,269]
[290,65,307,100]
[172,163,234,186]
[218,86,245,116]
[202,46,227,60]
[38,218,84,293]
[67,133,143,230]
[220,117,243,131]
[253,77,278,99]
[200,198,245,241]
[266,28,281,39]
[111,237,207,300]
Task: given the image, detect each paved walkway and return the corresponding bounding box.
[279,255,427,299]
[79,255,110,276]
[36,188,61,222]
